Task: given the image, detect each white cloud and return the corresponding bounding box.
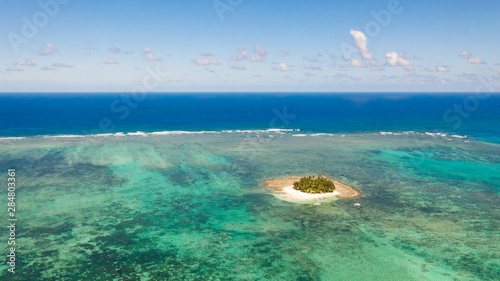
[229,45,267,62]
[436,65,449,72]
[192,59,221,66]
[21,58,36,66]
[457,50,485,64]
[230,64,246,70]
[337,72,347,78]
[38,43,57,56]
[230,46,248,61]
[350,30,374,63]
[280,49,289,56]
[251,45,267,62]
[350,58,364,67]
[6,66,23,72]
[251,55,265,62]
[308,63,321,70]
[457,51,485,64]
[385,52,413,71]
[104,59,118,64]
[200,52,214,57]
[147,53,161,61]
[467,57,485,64]
[273,62,290,71]
[52,62,73,68]
[254,44,266,57]
[458,51,470,58]
[144,47,161,61]
[109,47,121,53]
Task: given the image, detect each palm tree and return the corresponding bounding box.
[293,175,335,193]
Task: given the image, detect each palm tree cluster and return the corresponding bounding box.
[293,176,336,193]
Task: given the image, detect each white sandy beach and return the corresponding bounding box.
[276,186,340,201]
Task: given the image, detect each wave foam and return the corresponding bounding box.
[310,133,335,136]
[380,131,466,140]
[150,131,217,135]
[425,132,447,137]
[0,129,474,141]
[126,131,148,136]
[43,135,86,139]
[0,137,26,141]
[33,128,301,139]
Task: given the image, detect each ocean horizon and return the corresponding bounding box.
[2,93,499,141]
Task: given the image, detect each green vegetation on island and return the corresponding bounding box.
[293,176,336,193]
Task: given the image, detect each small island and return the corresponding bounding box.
[293,175,336,193]
[262,174,360,202]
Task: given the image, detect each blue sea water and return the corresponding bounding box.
[1,93,499,142]
[0,93,499,280]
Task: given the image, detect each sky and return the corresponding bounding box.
[1,0,499,92]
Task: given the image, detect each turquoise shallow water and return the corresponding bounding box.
[0,131,499,280]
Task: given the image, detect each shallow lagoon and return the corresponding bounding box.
[0,131,499,280]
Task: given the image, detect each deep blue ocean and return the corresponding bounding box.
[1,93,499,142]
